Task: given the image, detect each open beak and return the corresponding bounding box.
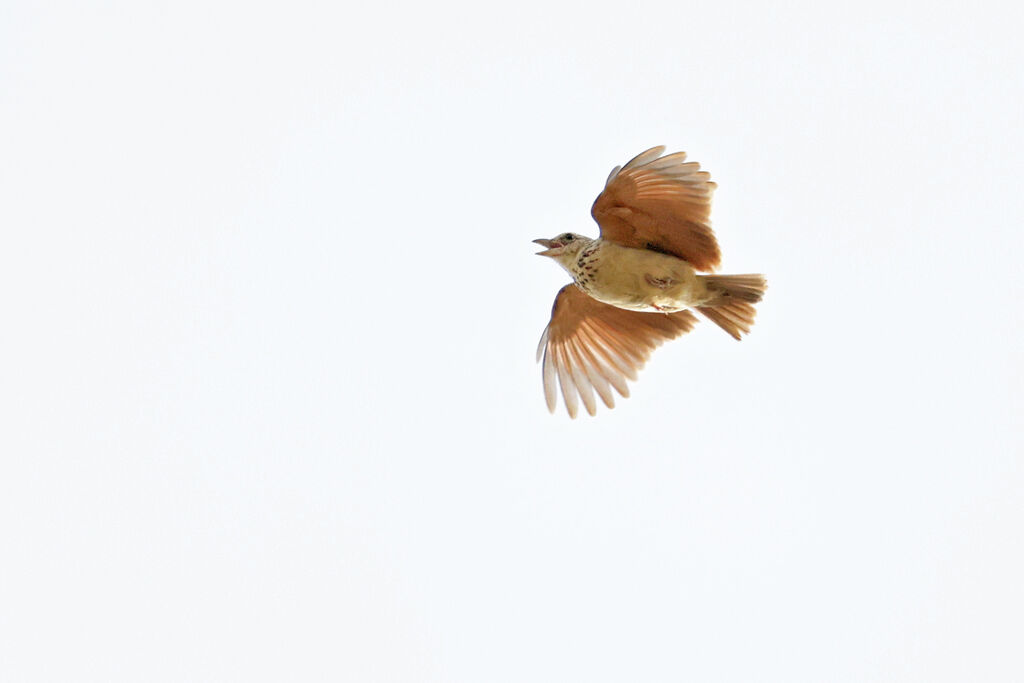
[533,238,561,257]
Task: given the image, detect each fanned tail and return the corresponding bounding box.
[696,274,766,340]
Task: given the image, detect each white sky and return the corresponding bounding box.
[2,1,1022,681]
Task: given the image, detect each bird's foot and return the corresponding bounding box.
[644,274,675,290]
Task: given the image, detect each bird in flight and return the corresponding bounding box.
[534,146,766,418]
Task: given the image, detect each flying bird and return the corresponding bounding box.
[534,146,766,418]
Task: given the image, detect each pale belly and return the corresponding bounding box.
[576,242,710,313]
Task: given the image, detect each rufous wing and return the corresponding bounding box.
[592,146,721,272]
[537,285,698,418]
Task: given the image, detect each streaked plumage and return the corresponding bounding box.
[534,146,766,417]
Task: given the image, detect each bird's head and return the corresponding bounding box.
[533,233,591,267]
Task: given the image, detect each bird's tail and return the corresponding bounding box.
[696,274,767,340]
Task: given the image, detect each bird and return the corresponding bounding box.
[533,145,766,418]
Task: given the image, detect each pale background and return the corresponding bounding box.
[2,1,1022,681]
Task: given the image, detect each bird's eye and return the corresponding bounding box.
[563,234,574,241]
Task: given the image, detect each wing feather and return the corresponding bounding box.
[541,343,558,413]
[566,341,598,417]
[572,337,616,409]
[575,321,632,393]
[622,145,666,170]
[592,146,721,272]
[554,344,579,419]
[536,285,698,417]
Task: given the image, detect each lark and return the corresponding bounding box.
[534,145,766,418]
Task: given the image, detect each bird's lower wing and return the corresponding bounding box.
[537,284,698,418]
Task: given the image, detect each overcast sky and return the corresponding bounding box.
[2,1,1022,681]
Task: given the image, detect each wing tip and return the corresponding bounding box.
[622,145,666,171]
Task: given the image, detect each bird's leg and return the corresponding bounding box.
[644,274,675,289]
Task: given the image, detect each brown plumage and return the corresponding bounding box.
[533,146,767,417]
[592,146,721,272]
[537,285,698,418]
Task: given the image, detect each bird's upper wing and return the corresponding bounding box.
[537,285,699,418]
[591,146,721,272]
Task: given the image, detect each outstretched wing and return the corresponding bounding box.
[592,146,721,272]
[537,285,698,418]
